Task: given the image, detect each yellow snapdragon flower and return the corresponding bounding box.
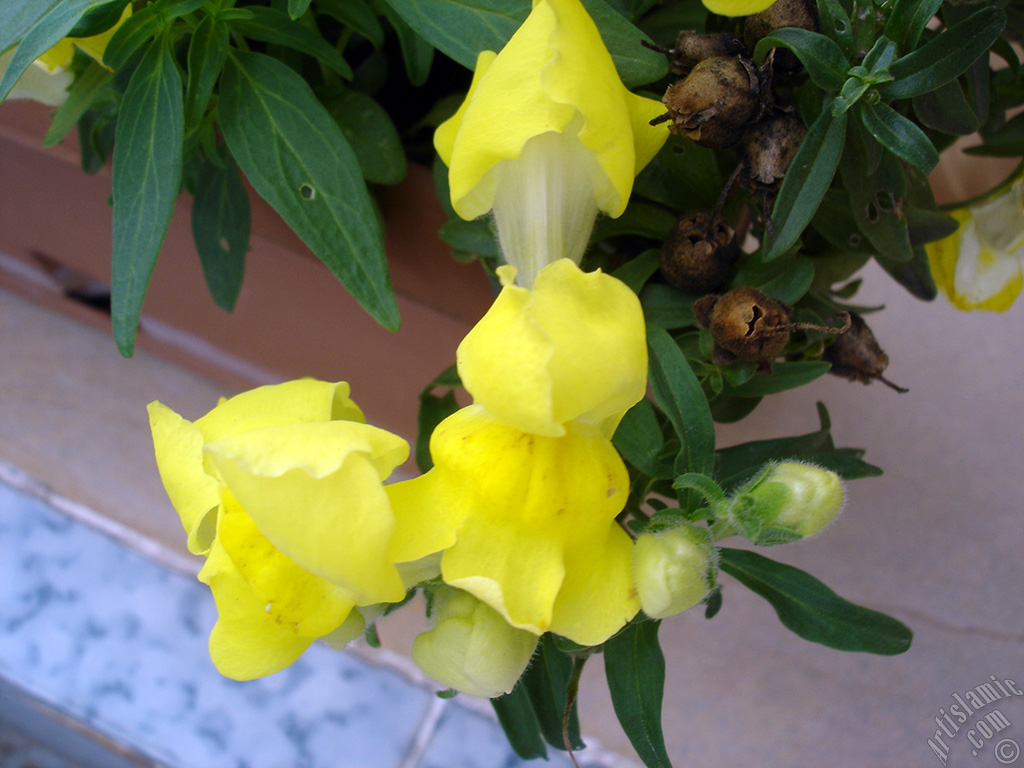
[457,259,647,437]
[389,404,638,647]
[927,180,1024,312]
[148,380,412,679]
[435,0,667,287]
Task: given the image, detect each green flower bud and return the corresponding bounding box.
[633,523,717,619]
[411,586,538,698]
[734,461,845,544]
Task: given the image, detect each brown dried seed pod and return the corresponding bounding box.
[744,0,820,72]
[822,312,908,392]
[694,287,850,372]
[655,57,762,149]
[669,31,747,76]
[660,212,739,293]
[742,112,806,189]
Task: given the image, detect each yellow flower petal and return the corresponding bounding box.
[417,405,637,645]
[701,0,778,16]
[208,490,358,638]
[436,0,667,221]
[457,259,647,436]
[927,202,1024,312]
[205,421,409,605]
[148,401,219,554]
[200,538,318,681]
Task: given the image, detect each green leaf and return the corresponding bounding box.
[647,324,715,480]
[43,60,111,147]
[102,4,163,71]
[716,402,834,490]
[219,51,399,330]
[875,246,937,301]
[752,28,848,92]
[67,0,130,37]
[325,89,406,185]
[111,36,184,356]
[191,145,250,312]
[719,549,913,655]
[640,283,699,330]
[492,683,548,761]
[159,0,207,19]
[604,621,672,768]
[709,394,762,424]
[381,0,667,88]
[911,79,978,137]
[520,636,584,752]
[880,6,1006,100]
[724,361,831,398]
[633,135,722,211]
[794,451,883,479]
[767,105,848,260]
[592,202,675,241]
[858,101,938,174]
[319,0,385,48]
[612,249,660,294]
[0,0,103,102]
[185,15,228,126]
[415,365,461,472]
[816,0,853,57]
[232,7,353,79]
[613,398,674,479]
[884,0,941,53]
[287,0,313,20]
[732,252,815,305]
[839,123,913,262]
[379,3,434,86]
[438,218,500,258]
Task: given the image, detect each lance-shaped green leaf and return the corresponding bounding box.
[68,0,129,37]
[1,0,63,55]
[613,398,674,479]
[381,0,667,88]
[185,15,228,126]
[719,548,913,655]
[378,2,434,85]
[231,7,353,79]
[219,51,399,330]
[191,146,250,312]
[766,105,848,260]
[879,6,1005,100]
[320,0,385,48]
[491,683,548,761]
[724,361,832,398]
[840,122,913,262]
[912,78,978,137]
[647,324,715,478]
[604,621,673,768]
[111,36,184,356]
[520,636,584,752]
[859,101,938,173]
[103,4,163,70]
[287,0,313,19]
[43,60,111,147]
[0,0,101,102]
[883,0,942,53]
[876,246,937,300]
[753,28,848,92]
[325,89,406,185]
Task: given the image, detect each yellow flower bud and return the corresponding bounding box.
[412,587,539,698]
[634,523,716,619]
[457,259,647,437]
[751,462,846,540]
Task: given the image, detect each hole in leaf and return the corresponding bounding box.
[834,19,847,33]
[848,233,862,248]
[299,184,316,200]
[876,191,896,213]
[865,201,879,223]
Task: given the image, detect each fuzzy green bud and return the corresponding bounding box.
[411,586,538,698]
[733,462,845,544]
[633,523,717,619]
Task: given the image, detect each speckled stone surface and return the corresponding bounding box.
[1,478,624,768]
